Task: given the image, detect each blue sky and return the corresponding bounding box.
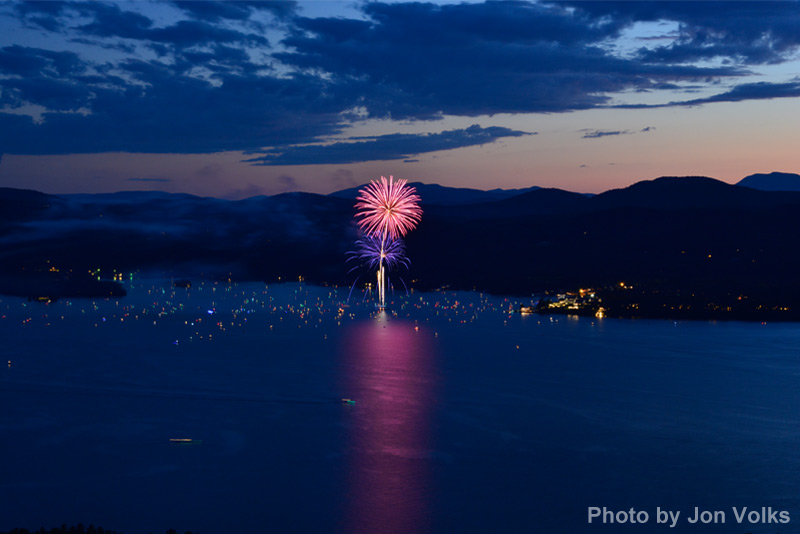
[1,0,799,197]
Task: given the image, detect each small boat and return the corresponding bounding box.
[341,398,356,405]
[169,438,202,443]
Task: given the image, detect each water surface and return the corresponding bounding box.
[1,281,799,533]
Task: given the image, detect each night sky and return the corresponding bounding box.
[1,0,799,198]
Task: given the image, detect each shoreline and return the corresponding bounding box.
[2,273,797,323]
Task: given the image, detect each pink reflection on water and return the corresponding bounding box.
[340,313,437,534]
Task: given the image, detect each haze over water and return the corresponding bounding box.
[2,281,799,533]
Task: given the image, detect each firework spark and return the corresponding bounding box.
[354,175,422,239]
[348,234,410,272]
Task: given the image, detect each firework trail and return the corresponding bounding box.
[355,176,422,239]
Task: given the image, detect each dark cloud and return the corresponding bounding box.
[168,1,255,22]
[276,1,743,119]
[639,42,777,66]
[580,126,655,138]
[171,1,297,21]
[15,2,268,47]
[13,1,71,32]
[0,56,351,154]
[2,75,93,112]
[2,0,799,162]
[146,20,268,47]
[617,81,800,109]
[14,1,70,16]
[75,3,268,47]
[560,1,800,65]
[0,45,96,111]
[246,125,532,166]
[581,129,633,139]
[73,2,154,40]
[578,126,656,139]
[69,37,137,53]
[673,81,800,106]
[174,45,262,77]
[0,45,83,78]
[181,44,250,66]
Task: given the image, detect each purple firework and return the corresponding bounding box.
[348,234,410,272]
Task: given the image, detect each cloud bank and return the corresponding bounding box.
[0,0,799,163]
[246,125,533,165]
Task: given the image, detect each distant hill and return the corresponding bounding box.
[425,176,800,219]
[329,182,540,206]
[591,175,800,211]
[737,172,800,192]
[0,187,57,224]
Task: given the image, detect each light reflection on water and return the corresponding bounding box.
[340,312,437,534]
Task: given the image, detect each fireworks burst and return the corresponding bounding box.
[348,234,410,272]
[354,175,422,239]
[351,175,422,309]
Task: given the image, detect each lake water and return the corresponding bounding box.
[2,281,800,533]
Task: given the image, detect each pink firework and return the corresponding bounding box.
[354,176,422,239]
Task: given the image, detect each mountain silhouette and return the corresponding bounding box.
[2,176,800,318]
[737,172,800,192]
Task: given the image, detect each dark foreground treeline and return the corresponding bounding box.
[3,177,800,319]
